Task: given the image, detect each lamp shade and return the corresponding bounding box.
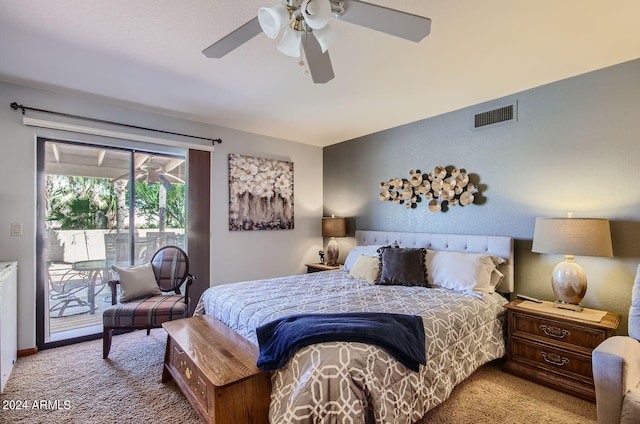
[532,217,613,258]
[322,217,346,238]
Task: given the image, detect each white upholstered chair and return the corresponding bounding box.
[592,264,640,423]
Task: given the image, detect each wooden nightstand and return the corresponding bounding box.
[503,299,620,402]
[306,263,342,273]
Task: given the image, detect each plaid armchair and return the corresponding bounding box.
[102,246,194,358]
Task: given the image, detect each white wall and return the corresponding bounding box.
[0,81,323,351]
[324,59,640,335]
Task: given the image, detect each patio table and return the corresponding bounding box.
[72,259,117,314]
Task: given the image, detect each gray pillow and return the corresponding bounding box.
[377,246,428,287]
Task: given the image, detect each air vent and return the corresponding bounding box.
[474,104,515,128]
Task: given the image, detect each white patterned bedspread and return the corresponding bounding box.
[194,269,507,424]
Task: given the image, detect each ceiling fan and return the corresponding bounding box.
[114,156,185,191]
[202,0,431,84]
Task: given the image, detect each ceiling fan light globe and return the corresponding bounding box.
[258,5,289,39]
[277,27,302,58]
[301,0,331,30]
[313,24,335,53]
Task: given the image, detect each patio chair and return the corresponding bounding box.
[102,246,194,358]
[104,233,132,263]
[48,262,91,317]
[165,233,186,250]
[145,231,175,249]
[133,236,157,264]
[105,233,156,265]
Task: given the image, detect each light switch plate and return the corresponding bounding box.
[11,223,23,236]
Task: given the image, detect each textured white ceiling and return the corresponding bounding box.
[0,0,638,146]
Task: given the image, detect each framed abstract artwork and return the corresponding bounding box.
[228,154,294,231]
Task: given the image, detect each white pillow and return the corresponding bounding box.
[348,255,381,284]
[629,264,640,341]
[343,245,384,271]
[426,250,506,295]
[112,262,161,303]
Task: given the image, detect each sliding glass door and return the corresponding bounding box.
[37,139,187,347]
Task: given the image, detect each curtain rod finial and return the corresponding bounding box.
[10,102,25,114]
[212,138,222,146]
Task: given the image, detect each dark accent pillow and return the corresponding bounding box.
[377,246,428,287]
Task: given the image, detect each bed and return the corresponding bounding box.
[194,230,514,423]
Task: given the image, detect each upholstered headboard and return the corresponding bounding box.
[355,230,514,293]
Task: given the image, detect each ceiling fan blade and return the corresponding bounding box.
[338,0,431,42]
[162,173,185,184]
[202,17,263,58]
[112,170,143,182]
[112,172,128,182]
[158,173,175,191]
[135,154,150,168]
[302,32,335,84]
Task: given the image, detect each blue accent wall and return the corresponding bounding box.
[324,59,640,333]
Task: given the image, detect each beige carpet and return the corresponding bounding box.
[0,330,597,423]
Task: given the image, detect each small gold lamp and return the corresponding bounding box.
[322,216,346,266]
[532,216,613,311]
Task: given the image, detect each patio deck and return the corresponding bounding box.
[47,262,113,336]
[50,309,103,334]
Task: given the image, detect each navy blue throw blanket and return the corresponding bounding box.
[256,312,426,372]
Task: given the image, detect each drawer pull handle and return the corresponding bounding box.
[540,324,570,339]
[541,351,570,367]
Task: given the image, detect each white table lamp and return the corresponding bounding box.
[532,216,613,311]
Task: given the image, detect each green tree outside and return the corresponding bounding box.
[45,175,186,230]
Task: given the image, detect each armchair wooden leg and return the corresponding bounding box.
[103,327,113,359]
[146,328,151,336]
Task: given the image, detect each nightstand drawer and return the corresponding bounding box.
[510,337,593,382]
[511,313,605,352]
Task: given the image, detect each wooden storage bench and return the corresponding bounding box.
[162,315,270,424]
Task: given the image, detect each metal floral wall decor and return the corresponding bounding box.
[229,154,294,230]
[378,166,478,212]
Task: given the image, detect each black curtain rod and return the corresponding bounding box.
[10,102,222,146]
